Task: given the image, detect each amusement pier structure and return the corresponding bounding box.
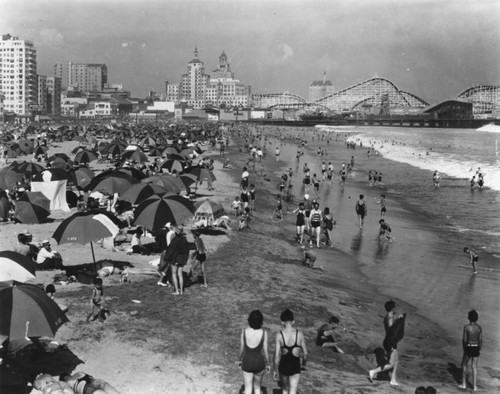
[251,76,500,128]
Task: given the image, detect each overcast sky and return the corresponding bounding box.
[2,0,499,104]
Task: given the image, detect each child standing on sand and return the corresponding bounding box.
[463,247,479,274]
[86,277,104,322]
[231,196,242,217]
[271,198,284,220]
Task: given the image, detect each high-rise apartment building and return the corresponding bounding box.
[53,62,66,88]
[309,71,334,103]
[165,81,179,102]
[68,61,108,92]
[37,74,48,113]
[179,47,210,109]
[46,76,61,116]
[0,34,38,115]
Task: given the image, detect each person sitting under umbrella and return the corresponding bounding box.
[36,240,64,270]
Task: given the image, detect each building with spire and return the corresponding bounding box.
[309,71,334,103]
[0,34,38,115]
[206,51,251,108]
[178,47,210,109]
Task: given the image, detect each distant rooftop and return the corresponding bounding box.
[310,80,333,87]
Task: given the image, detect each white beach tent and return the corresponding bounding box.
[30,170,70,212]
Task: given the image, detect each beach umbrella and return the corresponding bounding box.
[34,145,49,156]
[48,153,71,162]
[50,157,74,170]
[52,211,120,268]
[0,169,23,190]
[139,136,156,147]
[159,159,184,173]
[105,141,127,156]
[32,168,68,182]
[17,139,34,154]
[133,194,195,232]
[184,166,217,183]
[194,199,226,224]
[6,143,21,158]
[0,280,69,341]
[142,174,185,194]
[148,147,163,157]
[122,150,149,163]
[0,251,36,282]
[179,173,198,190]
[85,171,138,195]
[116,167,147,180]
[13,162,45,176]
[74,149,98,164]
[14,191,51,224]
[166,152,188,162]
[67,167,94,189]
[121,183,168,204]
[163,146,180,155]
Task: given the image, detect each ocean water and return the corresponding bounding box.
[346,127,500,258]
[270,125,500,373]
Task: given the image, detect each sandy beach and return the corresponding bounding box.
[1,126,498,394]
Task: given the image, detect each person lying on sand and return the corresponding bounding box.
[60,371,121,394]
[33,374,74,394]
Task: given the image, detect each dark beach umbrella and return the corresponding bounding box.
[159,159,184,173]
[105,141,127,156]
[85,171,138,195]
[74,150,98,164]
[13,162,46,176]
[0,280,69,341]
[116,167,147,180]
[179,173,198,190]
[184,166,217,182]
[122,150,149,163]
[52,210,118,268]
[14,191,51,224]
[0,251,37,282]
[166,153,188,162]
[139,136,156,147]
[142,174,185,194]
[48,153,71,162]
[17,139,34,154]
[6,143,21,158]
[133,194,195,232]
[66,190,78,208]
[163,146,180,155]
[148,147,163,157]
[34,145,49,157]
[0,169,23,190]
[50,157,74,170]
[68,167,95,189]
[32,168,69,182]
[121,183,168,204]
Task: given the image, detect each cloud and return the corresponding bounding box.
[279,44,294,61]
[38,28,64,47]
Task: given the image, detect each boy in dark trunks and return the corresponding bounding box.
[463,247,478,274]
[459,310,482,390]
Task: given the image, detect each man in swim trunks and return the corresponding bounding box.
[459,310,482,390]
[463,247,478,274]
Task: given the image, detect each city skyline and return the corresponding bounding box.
[2,0,499,104]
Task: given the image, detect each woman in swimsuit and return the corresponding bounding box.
[274,309,308,394]
[239,310,271,394]
[60,371,120,394]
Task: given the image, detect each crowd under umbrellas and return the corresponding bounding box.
[0,119,225,391]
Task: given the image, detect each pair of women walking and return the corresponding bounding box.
[238,309,308,394]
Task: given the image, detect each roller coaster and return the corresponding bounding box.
[457,85,500,115]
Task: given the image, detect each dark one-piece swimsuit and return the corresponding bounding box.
[241,330,266,373]
[278,330,302,376]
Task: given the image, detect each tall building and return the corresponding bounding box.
[0,34,38,115]
[165,81,179,102]
[179,47,210,109]
[37,74,48,113]
[46,76,61,116]
[206,51,251,107]
[309,71,334,103]
[68,61,108,92]
[53,62,66,88]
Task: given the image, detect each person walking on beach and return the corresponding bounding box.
[271,197,284,220]
[459,309,482,391]
[355,195,367,229]
[192,230,208,287]
[322,207,335,246]
[374,194,387,218]
[274,309,308,394]
[433,171,441,188]
[275,146,280,162]
[368,300,403,387]
[239,310,271,394]
[309,202,322,248]
[170,226,190,295]
[292,202,306,244]
[463,247,479,274]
